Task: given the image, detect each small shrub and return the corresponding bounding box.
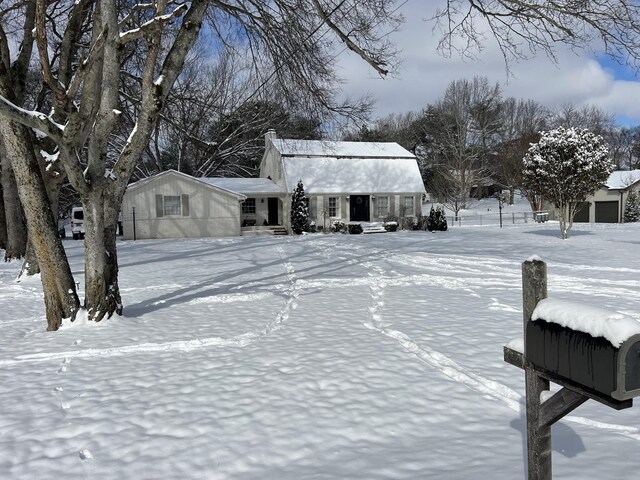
[348,223,363,234]
[331,220,347,233]
[415,215,429,230]
[384,221,398,232]
[384,214,399,224]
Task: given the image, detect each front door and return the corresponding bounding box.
[350,195,370,221]
[268,197,279,225]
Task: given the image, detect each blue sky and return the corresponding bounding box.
[336,1,640,127]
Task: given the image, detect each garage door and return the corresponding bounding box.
[574,202,590,222]
[595,201,619,223]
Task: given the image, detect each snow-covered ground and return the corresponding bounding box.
[2,222,640,479]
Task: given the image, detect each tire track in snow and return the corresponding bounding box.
[362,260,522,412]
[0,244,301,368]
[361,257,640,442]
[390,253,640,299]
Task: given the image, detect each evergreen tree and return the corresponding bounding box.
[624,191,640,222]
[436,206,448,231]
[290,180,309,234]
[427,206,437,232]
[427,205,448,232]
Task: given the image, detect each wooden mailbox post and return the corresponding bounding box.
[504,259,640,480]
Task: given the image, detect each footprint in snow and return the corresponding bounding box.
[79,449,93,461]
[57,357,71,373]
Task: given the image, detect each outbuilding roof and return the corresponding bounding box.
[200,177,283,195]
[606,170,640,190]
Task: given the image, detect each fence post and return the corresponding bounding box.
[522,259,550,480]
[513,212,515,224]
[132,207,137,241]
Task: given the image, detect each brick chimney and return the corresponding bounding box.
[264,129,277,146]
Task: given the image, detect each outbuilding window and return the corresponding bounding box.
[164,196,182,216]
[242,198,256,214]
[155,194,190,217]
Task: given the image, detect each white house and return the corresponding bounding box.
[122,131,427,239]
[259,130,426,231]
[574,170,640,223]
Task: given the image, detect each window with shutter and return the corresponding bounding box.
[163,196,181,215]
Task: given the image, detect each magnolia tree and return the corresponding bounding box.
[523,127,613,239]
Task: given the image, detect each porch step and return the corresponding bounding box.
[270,226,289,236]
[361,222,387,234]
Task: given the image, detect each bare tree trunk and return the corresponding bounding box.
[104,199,123,315]
[20,239,40,276]
[0,118,79,329]
[1,154,27,260]
[82,190,108,321]
[0,181,7,249]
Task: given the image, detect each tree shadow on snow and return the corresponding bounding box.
[526,229,593,238]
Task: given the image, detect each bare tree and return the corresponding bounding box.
[606,125,640,170]
[424,77,503,215]
[435,1,640,75]
[492,98,549,205]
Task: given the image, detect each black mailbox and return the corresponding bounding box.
[526,319,640,401]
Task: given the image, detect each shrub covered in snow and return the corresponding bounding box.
[348,223,363,234]
[523,127,613,239]
[331,220,347,233]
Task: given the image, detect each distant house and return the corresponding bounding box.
[260,130,426,231]
[574,170,640,223]
[122,131,426,239]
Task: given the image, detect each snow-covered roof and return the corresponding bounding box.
[282,156,426,194]
[606,170,640,190]
[125,169,245,199]
[532,298,640,347]
[200,177,283,195]
[271,139,415,158]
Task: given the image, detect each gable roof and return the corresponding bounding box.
[125,170,245,199]
[270,139,415,158]
[606,170,640,190]
[200,177,284,195]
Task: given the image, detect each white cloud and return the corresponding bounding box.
[334,0,640,125]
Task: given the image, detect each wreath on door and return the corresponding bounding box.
[356,197,363,205]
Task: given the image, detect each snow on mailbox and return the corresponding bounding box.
[526,298,640,401]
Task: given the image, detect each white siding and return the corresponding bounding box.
[122,173,241,239]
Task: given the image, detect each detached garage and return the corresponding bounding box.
[122,170,245,240]
[578,170,640,223]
